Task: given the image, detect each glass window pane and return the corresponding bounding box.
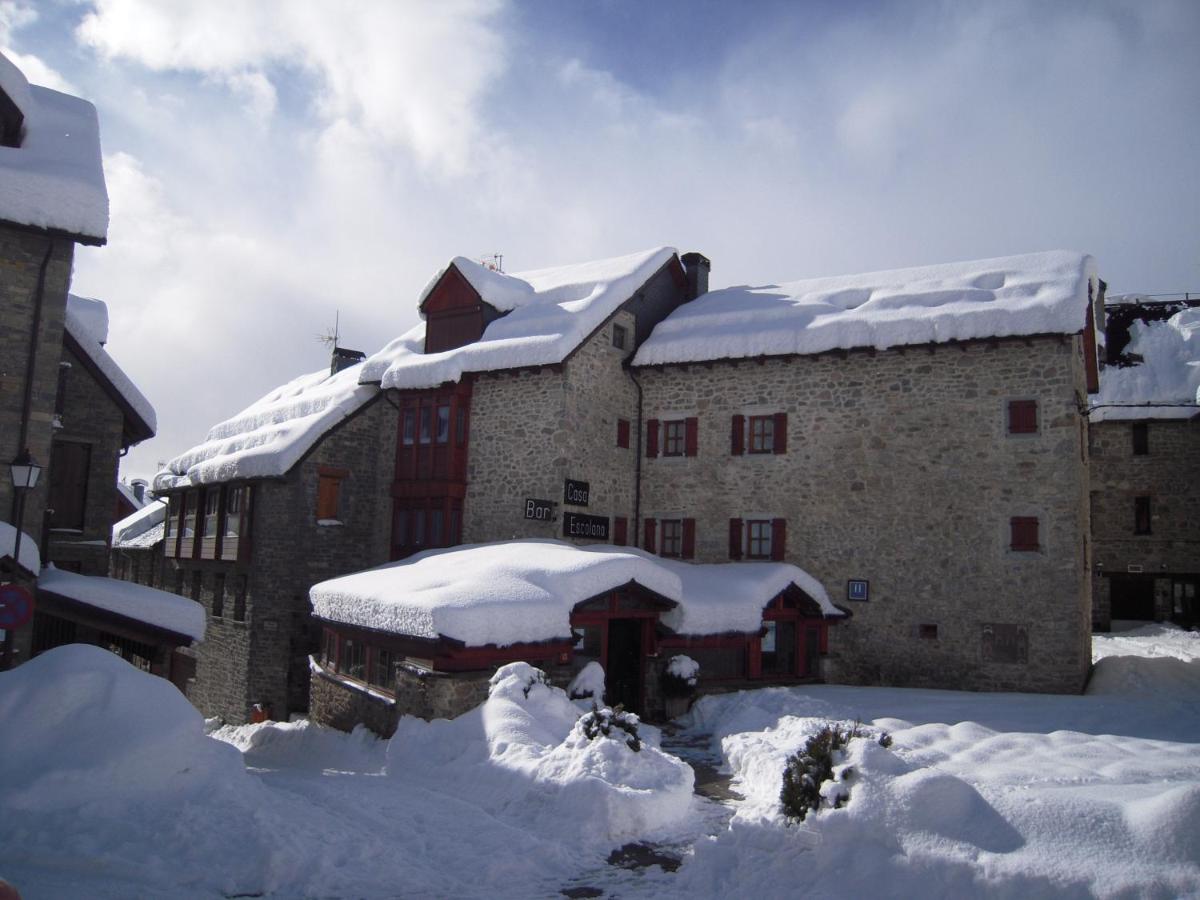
[419,407,432,444]
[402,409,415,445]
[436,405,450,443]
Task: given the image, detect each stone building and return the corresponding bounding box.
[1088,298,1199,629]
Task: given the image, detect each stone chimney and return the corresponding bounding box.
[681,252,711,301]
[330,347,366,376]
[131,479,147,504]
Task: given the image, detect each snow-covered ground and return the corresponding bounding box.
[1,626,1197,899]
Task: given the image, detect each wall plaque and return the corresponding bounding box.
[524,498,555,521]
[563,512,609,540]
[564,479,590,507]
[981,623,1028,664]
[847,579,869,602]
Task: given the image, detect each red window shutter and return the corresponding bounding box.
[1010,517,1039,551]
[1008,400,1037,434]
[729,518,743,560]
[731,415,745,455]
[685,417,699,457]
[644,518,657,553]
[617,418,630,449]
[771,518,787,561]
[773,412,788,454]
[614,516,628,546]
[682,518,696,559]
[646,419,659,458]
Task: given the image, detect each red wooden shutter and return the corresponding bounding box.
[646,419,659,458]
[685,417,699,457]
[1008,400,1037,434]
[616,418,630,449]
[773,412,788,454]
[1010,517,1039,550]
[682,518,696,559]
[731,415,744,455]
[614,516,628,546]
[729,518,743,560]
[771,518,787,560]
[644,518,657,553]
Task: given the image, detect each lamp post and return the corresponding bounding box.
[3,448,41,670]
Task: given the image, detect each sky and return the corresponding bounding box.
[2,0,1198,482]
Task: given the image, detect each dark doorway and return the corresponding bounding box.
[1110,575,1156,620]
[606,618,643,714]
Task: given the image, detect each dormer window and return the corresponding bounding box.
[612,324,627,350]
[421,263,504,354]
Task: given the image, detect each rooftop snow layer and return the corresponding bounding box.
[310,540,840,647]
[634,250,1098,366]
[0,520,41,572]
[0,52,108,242]
[112,499,167,549]
[154,363,377,490]
[360,247,677,390]
[1091,309,1200,422]
[65,294,157,435]
[38,566,205,641]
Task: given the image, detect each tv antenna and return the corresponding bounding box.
[317,310,341,350]
[481,253,504,273]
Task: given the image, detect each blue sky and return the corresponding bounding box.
[2,0,1198,480]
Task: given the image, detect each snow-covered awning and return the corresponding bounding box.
[0,520,40,574]
[359,247,679,391]
[38,567,205,642]
[1090,308,1200,422]
[634,250,1099,366]
[112,499,167,550]
[65,295,156,442]
[0,52,108,243]
[310,540,842,648]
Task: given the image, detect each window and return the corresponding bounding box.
[1132,423,1149,456]
[613,516,628,546]
[340,637,366,681]
[616,418,631,449]
[435,404,450,443]
[918,624,939,640]
[419,406,432,444]
[1008,400,1038,435]
[203,490,219,539]
[401,408,415,446]
[646,417,698,458]
[317,467,347,521]
[748,416,775,453]
[747,520,772,559]
[212,573,225,618]
[1010,517,1039,551]
[660,520,683,557]
[731,518,786,560]
[165,495,180,554]
[183,491,199,544]
[369,648,394,689]
[732,413,788,455]
[55,360,70,418]
[1134,496,1152,535]
[663,420,686,456]
[612,323,627,350]
[224,487,242,538]
[760,620,796,675]
[323,629,338,667]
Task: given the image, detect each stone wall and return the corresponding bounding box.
[46,345,124,575]
[638,336,1093,694]
[1089,418,1200,628]
[310,661,401,737]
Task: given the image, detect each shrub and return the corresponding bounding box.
[579,703,642,752]
[661,655,700,698]
[779,721,892,823]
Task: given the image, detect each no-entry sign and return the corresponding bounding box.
[0,584,34,630]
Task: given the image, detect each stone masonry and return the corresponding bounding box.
[638,335,1094,694]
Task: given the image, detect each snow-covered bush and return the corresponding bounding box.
[780,721,892,823]
[661,654,700,698]
[568,660,605,702]
[578,703,642,752]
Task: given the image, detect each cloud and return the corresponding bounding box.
[1,1,75,92]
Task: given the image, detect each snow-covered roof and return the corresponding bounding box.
[37,566,205,641]
[310,540,841,648]
[0,52,107,243]
[634,250,1098,367]
[0,520,40,573]
[360,247,678,390]
[112,499,167,550]
[1091,308,1200,422]
[154,362,377,490]
[65,294,156,438]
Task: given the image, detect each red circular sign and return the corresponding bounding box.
[0,584,34,629]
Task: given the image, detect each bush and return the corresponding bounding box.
[661,655,700,698]
[779,721,892,823]
[579,703,642,752]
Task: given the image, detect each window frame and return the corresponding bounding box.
[612,323,627,351]
[747,415,775,454]
[662,420,687,457]
[659,519,683,558]
[316,466,348,522]
[746,519,773,560]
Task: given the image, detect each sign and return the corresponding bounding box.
[981,623,1029,665]
[563,479,590,507]
[524,498,555,521]
[847,579,869,602]
[563,512,609,541]
[0,584,34,630]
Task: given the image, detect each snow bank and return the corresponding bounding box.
[0,519,40,572]
[211,718,388,773]
[155,362,377,489]
[1091,308,1200,421]
[568,660,606,700]
[0,52,108,241]
[65,294,157,434]
[0,646,245,810]
[635,250,1098,366]
[360,248,677,390]
[111,497,167,549]
[1092,620,1200,663]
[311,540,840,647]
[39,565,205,640]
[387,662,693,847]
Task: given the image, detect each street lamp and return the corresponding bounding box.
[7,448,41,568]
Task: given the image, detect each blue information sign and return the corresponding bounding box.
[847,579,869,602]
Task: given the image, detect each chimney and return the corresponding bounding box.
[131,479,147,504]
[330,347,366,376]
[681,252,711,301]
